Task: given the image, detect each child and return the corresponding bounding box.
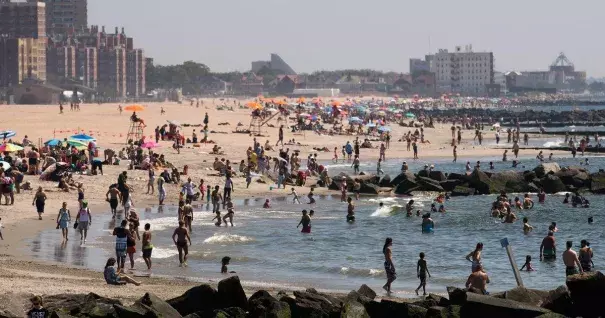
[307,188,315,204]
[27,296,49,318]
[221,256,235,273]
[206,185,211,202]
[523,217,533,234]
[519,255,534,271]
[291,188,301,204]
[123,195,134,219]
[341,146,346,162]
[430,203,437,212]
[377,158,384,175]
[333,147,338,163]
[245,169,252,188]
[212,211,222,226]
[222,198,234,226]
[549,222,558,232]
[415,252,431,296]
[438,205,446,213]
[263,199,271,208]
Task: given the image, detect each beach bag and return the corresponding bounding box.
[73,221,78,229]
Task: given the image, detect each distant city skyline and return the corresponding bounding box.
[89,0,603,76]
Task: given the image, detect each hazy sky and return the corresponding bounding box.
[89,0,603,76]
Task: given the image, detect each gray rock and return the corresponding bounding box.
[566,271,605,318]
[426,306,447,318]
[502,287,545,306]
[378,175,391,187]
[44,293,121,317]
[134,293,182,318]
[167,284,218,316]
[417,177,445,192]
[540,175,566,193]
[446,287,467,305]
[427,293,450,307]
[468,169,493,194]
[359,182,380,195]
[356,284,376,300]
[440,179,462,191]
[429,171,446,182]
[248,290,291,318]
[541,286,573,317]
[380,300,427,318]
[394,178,419,195]
[590,171,605,193]
[534,163,561,178]
[490,170,528,193]
[217,276,248,311]
[390,171,416,187]
[341,299,369,318]
[461,292,550,318]
[450,186,475,196]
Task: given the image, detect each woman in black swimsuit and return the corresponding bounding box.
[383,237,396,295]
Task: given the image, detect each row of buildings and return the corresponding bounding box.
[0,0,146,104]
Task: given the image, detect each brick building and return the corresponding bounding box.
[33,0,87,36]
[0,1,47,87]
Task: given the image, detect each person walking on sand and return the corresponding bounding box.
[157,175,166,205]
[106,185,122,219]
[147,169,155,195]
[415,252,431,296]
[76,201,92,245]
[452,145,457,162]
[172,221,191,267]
[32,187,47,220]
[383,238,396,295]
[276,125,284,146]
[126,222,137,270]
[56,202,71,242]
[142,223,153,271]
[379,143,386,161]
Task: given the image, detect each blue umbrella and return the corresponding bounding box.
[378,126,392,132]
[349,117,362,123]
[365,123,377,128]
[44,138,61,146]
[70,134,96,141]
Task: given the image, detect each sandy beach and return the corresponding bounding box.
[0,99,565,304]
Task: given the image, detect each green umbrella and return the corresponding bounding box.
[405,113,416,118]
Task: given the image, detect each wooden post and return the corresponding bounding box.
[500,237,523,287]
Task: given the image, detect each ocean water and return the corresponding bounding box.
[26,154,605,296]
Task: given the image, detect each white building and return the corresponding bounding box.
[434,45,494,95]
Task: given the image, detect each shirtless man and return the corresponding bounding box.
[182,203,194,232]
[222,198,234,226]
[465,264,490,294]
[540,231,556,261]
[105,186,122,218]
[563,241,584,276]
[172,221,191,267]
[346,197,355,222]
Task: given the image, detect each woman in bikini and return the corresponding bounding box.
[466,242,484,272]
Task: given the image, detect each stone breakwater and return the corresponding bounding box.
[324,163,605,196]
[418,108,605,124]
[9,271,605,317]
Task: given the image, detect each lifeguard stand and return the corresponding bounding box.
[248,116,262,136]
[276,112,289,127]
[126,121,144,143]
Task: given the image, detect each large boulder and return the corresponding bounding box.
[281,290,340,318]
[429,171,446,182]
[440,180,462,191]
[135,293,182,318]
[217,276,248,311]
[501,287,547,306]
[248,291,291,318]
[356,284,376,300]
[534,163,561,178]
[427,294,450,307]
[460,292,551,318]
[380,300,427,318]
[446,287,467,305]
[541,286,573,317]
[341,298,369,318]
[417,177,445,192]
[378,175,391,187]
[394,178,419,195]
[566,271,605,318]
[167,284,219,316]
[44,293,121,317]
[468,169,493,194]
[555,167,589,188]
[589,171,605,193]
[451,186,475,196]
[447,173,470,182]
[359,182,380,195]
[490,171,528,193]
[390,171,416,187]
[540,175,566,194]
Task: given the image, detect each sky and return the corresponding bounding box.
[89,0,604,76]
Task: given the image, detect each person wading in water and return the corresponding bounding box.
[383,237,396,295]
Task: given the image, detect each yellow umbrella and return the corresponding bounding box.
[246,102,263,109]
[124,104,145,112]
[0,143,23,152]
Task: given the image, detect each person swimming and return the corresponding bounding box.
[406,200,414,214]
[421,213,434,233]
[307,189,316,204]
[588,216,594,224]
[346,197,355,222]
[514,197,522,209]
[563,193,570,204]
[522,217,533,234]
[438,205,446,213]
[430,203,437,212]
[519,255,534,271]
[263,199,271,208]
[523,193,534,209]
[416,210,421,217]
[548,222,558,232]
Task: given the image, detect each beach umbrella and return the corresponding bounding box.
[141,141,161,149]
[297,97,306,103]
[167,120,182,127]
[0,130,16,139]
[246,101,262,109]
[349,117,362,123]
[331,100,341,107]
[405,113,416,118]
[0,143,23,152]
[44,138,61,146]
[0,161,10,170]
[298,113,310,118]
[266,108,278,113]
[378,126,392,132]
[70,134,96,141]
[365,123,377,128]
[66,139,88,148]
[124,104,145,112]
